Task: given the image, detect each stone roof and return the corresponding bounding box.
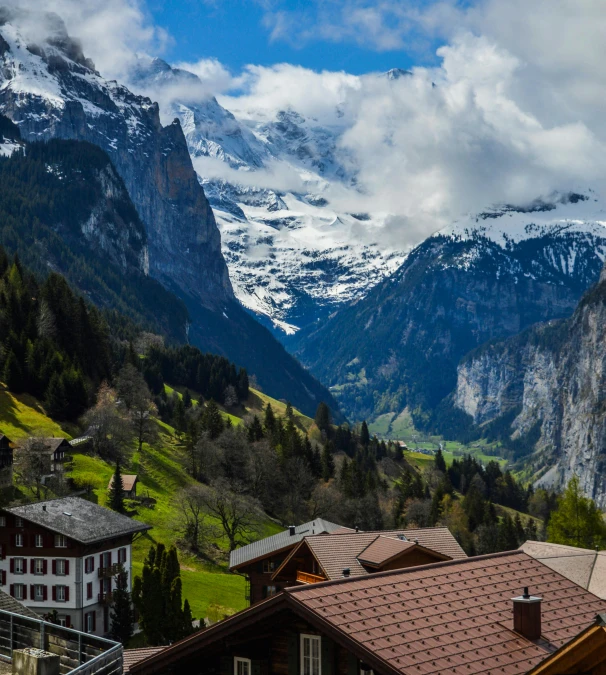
[229,519,346,569]
[128,550,606,675]
[6,497,151,544]
[15,438,70,455]
[520,540,606,599]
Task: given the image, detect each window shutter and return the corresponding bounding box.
[65,586,69,602]
[99,554,103,570]
[287,632,298,675]
[43,560,47,575]
[65,560,69,575]
[252,661,262,675]
[30,585,34,600]
[347,653,358,675]
[65,616,71,628]
[43,586,47,601]
[321,636,334,675]
[9,584,13,597]
[52,586,56,601]
[11,534,15,547]
[22,585,27,600]
[30,559,34,574]
[52,560,56,575]
[9,559,13,573]
[1,571,5,585]
[92,611,96,631]
[219,657,231,675]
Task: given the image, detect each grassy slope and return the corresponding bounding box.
[0,384,289,620]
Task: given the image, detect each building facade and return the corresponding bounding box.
[0,496,150,635]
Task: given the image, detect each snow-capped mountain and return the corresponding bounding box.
[129,57,405,338]
[296,192,606,421]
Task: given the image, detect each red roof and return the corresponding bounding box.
[123,647,165,673]
[130,550,606,675]
[357,536,417,566]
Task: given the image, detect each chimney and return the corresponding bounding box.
[289,525,296,536]
[42,506,46,511]
[512,587,542,640]
[355,525,359,533]
[342,568,350,577]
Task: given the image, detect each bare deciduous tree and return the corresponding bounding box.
[198,479,261,552]
[82,382,130,461]
[15,437,51,499]
[175,486,219,552]
[116,365,158,452]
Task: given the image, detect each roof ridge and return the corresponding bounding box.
[285,549,525,593]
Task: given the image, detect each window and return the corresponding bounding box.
[57,616,67,627]
[86,582,93,600]
[300,635,321,675]
[85,612,94,633]
[35,535,43,548]
[234,658,251,675]
[262,559,275,574]
[55,585,66,602]
[0,516,6,527]
[264,585,278,598]
[360,666,374,675]
[85,556,94,574]
[13,584,24,600]
[55,535,67,548]
[34,559,44,575]
[13,558,25,574]
[118,548,127,564]
[33,585,44,602]
[15,534,23,548]
[14,517,22,528]
[55,559,66,576]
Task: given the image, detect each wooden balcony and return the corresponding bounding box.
[296,570,325,585]
[97,564,120,578]
[98,592,115,605]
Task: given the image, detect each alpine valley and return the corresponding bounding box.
[0,6,339,418]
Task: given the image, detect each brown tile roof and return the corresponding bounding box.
[123,647,166,673]
[300,527,466,580]
[129,550,606,675]
[358,536,417,567]
[108,474,138,491]
[520,541,606,599]
[288,550,606,675]
[15,438,70,455]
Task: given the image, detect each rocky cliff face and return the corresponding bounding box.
[0,7,232,308]
[297,195,606,422]
[455,270,606,506]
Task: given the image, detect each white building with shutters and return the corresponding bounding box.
[0,496,150,635]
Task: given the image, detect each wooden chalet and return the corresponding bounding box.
[127,550,606,675]
[0,435,13,488]
[15,438,70,483]
[229,519,346,605]
[271,528,466,588]
[107,474,138,499]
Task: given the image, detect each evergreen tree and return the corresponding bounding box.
[247,415,264,442]
[45,373,68,419]
[434,447,447,473]
[182,389,192,409]
[285,401,294,422]
[497,514,519,551]
[547,476,606,548]
[514,513,525,545]
[264,402,276,433]
[173,397,187,436]
[110,571,135,645]
[2,351,22,393]
[321,443,336,482]
[360,421,370,447]
[182,598,194,637]
[202,399,224,440]
[314,402,332,434]
[108,462,126,514]
[524,518,538,541]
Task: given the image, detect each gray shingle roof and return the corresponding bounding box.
[6,497,151,544]
[0,589,39,619]
[229,519,346,569]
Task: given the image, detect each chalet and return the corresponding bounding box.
[0,496,150,636]
[229,519,346,605]
[128,550,606,675]
[520,540,606,598]
[271,527,467,588]
[0,434,13,488]
[108,474,139,499]
[15,438,70,483]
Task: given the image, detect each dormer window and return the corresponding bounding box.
[14,517,22,528]
[55,535,67,548]
[262,559,275,574]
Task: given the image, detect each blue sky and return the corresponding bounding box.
[147,0,440,74]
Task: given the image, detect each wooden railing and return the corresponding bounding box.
[97,564,121,579]
[296,570,325,585]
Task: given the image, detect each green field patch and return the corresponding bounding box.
[0,386,71,440]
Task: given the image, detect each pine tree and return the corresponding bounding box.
[45,372,68,419]
[181,598,194,638]
[524,518,538,541]
[110,571,134,645]
[360,421,370,447]
[173,397,187,436]
[514,513,525,545]
[285,401,294,421]
[202,399,224,440]
[314,402,332,434]
[2,351,22,392]
[108,462,125,514]
[434,447,446,473]
[497,514,519,551]
[247,415,264,442]
[264,403,276,433]
[182,389,192,409]
[321,444,335,482]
